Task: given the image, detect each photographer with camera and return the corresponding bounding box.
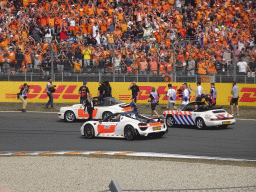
[166,84,176,110]
[44,78,56,110]
[18,83,29,112]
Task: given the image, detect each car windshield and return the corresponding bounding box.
[182,102,207,111]
[103,97,123,106]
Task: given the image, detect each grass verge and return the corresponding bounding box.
[0,102,255,119]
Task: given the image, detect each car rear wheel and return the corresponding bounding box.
[196,118,205,129]
[64,111,76,122]
[166,115,175,128]
[124,125,136,140]
[102,112,113,120]
[84,124,95,139]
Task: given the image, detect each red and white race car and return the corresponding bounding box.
[80,112,167,140]
[58,97,133,122]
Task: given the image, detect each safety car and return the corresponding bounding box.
[80,112,167,140]
[58,97,133,122]
[163,101,236,129]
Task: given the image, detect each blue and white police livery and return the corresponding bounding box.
[163,101,236,129]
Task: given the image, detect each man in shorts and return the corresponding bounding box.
[230,81,239,116]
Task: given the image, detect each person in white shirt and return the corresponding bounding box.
[181,83,190,109]
[237,57,248,75]
[166,84,176,110]
[191,82,203,101]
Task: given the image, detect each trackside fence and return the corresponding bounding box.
[0,73,255,84]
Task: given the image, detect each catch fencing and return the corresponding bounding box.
[0,73,255,84]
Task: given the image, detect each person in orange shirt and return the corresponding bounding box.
[159,60,167,74]
[73,58,82,73]
[166,58,173,75]
[139,57,148,74]
[197,58,208,75]
[8,47,16,70]
[24,50,32,70]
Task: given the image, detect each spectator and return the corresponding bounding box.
[82,45,91,68]
[237,57,248,76]
[186,56,195,76]
[138,57,148,75]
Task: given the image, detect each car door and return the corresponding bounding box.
[97,115,119,134]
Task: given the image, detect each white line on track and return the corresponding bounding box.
[0,151,255,162]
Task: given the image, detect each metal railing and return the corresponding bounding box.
[0,72,255,84]
[100,180,255,192]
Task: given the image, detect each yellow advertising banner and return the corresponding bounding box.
[1,81,256,106]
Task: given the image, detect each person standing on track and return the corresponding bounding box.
[149,87,160,118]
[128,81,140,103]
[191,81,203,101]
[84,94,95,120]
[44,78,56,110]
[166,84,176,110]
[181,83,190,109]
[78,81,90,105]
[206,83,217,106]
[18,83,29,112]
[230,81,239,116]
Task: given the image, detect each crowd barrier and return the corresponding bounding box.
[1,81,256,106]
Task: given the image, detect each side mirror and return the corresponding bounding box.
[99,120,103,124]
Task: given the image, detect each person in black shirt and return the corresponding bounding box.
[78,81,90,104]
[98,82,105,102]
[128,81,140,103]
[84,94,95,120]
[104,81,112,97]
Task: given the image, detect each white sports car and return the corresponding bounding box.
[163,101,236,129]
[58,97,133,122]
[80,112,167,140]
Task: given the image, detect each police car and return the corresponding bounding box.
[163,101,236,129]
[58,97,133,122]
[80,112,167,140]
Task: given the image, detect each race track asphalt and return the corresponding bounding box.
[0,112,255,161]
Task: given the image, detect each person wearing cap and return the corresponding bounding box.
[181,83,191,109]
[79,81,90,105]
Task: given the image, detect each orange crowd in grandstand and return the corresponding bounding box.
[0,0,255,78]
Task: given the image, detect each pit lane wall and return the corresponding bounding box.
[1,82,256,106]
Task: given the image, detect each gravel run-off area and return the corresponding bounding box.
[0,156,255,192]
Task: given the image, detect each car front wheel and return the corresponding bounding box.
[64,111,76,122]
[124,125,136,140]
[166,115,175,128]
[84,124,95,139]
[196,118,205,129]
